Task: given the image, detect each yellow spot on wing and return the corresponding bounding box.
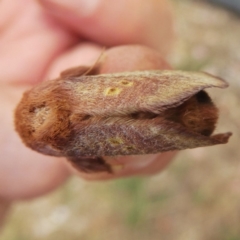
[119,80,133,86]
[108,137,124,145]
[104,87,122,96]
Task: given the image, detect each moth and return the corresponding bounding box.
[15,65,232,173]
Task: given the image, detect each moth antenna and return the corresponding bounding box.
[82,46,106,76]
[59,47,106,78]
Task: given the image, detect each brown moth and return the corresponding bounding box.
[15,65,232,173]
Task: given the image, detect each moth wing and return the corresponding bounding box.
[68,70,229,116]
[65,117,232,156]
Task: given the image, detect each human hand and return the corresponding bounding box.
[0,0,174,201]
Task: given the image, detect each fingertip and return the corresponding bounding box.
[100,45,172,73]
[45,42,103,79]
[67,152,176,181]
[45,44,171,81]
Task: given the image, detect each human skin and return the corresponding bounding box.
[0,0,174,214]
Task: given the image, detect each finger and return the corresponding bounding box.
[44,44,176,180]
[0,0,76,200]
[46,43,170,79]
[0,0,76,85]
[46,42,103,79]
[0,198,10,228]
[75,152,176,181]
[39,0,174,55]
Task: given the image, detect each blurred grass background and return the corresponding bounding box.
[1,0,240,239]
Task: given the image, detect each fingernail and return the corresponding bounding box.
[48,0,101,17]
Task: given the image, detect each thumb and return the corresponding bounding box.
[39,0,174,56]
